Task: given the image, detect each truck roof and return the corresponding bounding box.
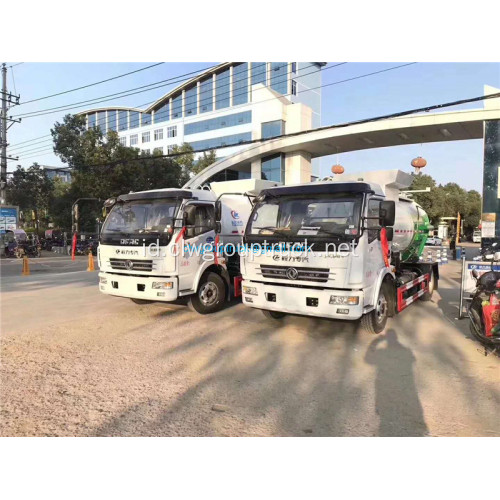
[117,188,215,202]
[259,180,385,198]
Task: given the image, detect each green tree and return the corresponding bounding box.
[6,163,54,233]
[51,113,189,203]
[170,144,217,176]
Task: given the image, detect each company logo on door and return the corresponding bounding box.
[231,211,243,227]
[231,211,239,219]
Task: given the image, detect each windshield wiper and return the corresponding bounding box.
[255,226,290,238]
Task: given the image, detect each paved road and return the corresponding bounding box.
[1,254,498,437]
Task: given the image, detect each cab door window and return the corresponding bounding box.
[194,205,215,237]
[367,199,381,243]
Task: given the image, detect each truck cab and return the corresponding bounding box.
[240,170,437,333]
[98,180,278,314]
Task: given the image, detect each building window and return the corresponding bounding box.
[154,129,163,141]
[143,149,151,155]
[172,95,182,119]
[291,62,297,74]
[130,134,138,146]
[119,136,127,146]
[261,153,285,183]
[184,86,197,116]
[232,63,248,106]
[167,145,175,154]
[200,78,213,113]
[142,131,150,143]
[261,120,285,139]
[153,147,163,155]
[291,79,297,96]
[118,110,128,131]
[97,110,106,134]
[167,126,177,138]
[188,132,252,152]
[154,103,169,123]
[270,62,288,95]
[88,113,96,129]
[129,111,140,129]
[251,62,266,86]
[215,68,230,110]
[107,110,117,132]
[141,113,152,126]
[184,111,251,135]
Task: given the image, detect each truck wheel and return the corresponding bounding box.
[360,284,389,334]
[420,271,435,301]
[130,298,154,305]
[262,309,286,321]
[188,272,226,314]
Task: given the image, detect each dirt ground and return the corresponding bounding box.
[1,255,499,436]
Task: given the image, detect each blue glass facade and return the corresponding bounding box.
[189,132,251,152]
[118,110,128,131]
[251,62,266,86]
[232,63,248,105]
[129,111,140,129]
[97,111,106,134]
[261,120,284,139]
[172,95,182,119]
[200,78,213,113]
[184,86,197,116]
[154,103,169,123]
[88,113,96,129]
[270,62,288,95]
[216,69,230,109]
[184,111,251,135]
[141,113,151,126]
[108,110,117,132]
[261,153,285,183]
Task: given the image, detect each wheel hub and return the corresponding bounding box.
[199,282,218,306]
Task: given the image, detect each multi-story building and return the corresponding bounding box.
[78,62,323,183]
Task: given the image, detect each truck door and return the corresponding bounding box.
[364,198,385,302]
[178,203,216,293]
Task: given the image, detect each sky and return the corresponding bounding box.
[5,61,500,191]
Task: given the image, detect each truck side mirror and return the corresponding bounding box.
[214,200,222,222]
[215,221,222,234]
[380,201,395,227]
[385,227,394,241]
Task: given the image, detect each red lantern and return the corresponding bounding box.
[331,165,344,175]
[411,157,427,169]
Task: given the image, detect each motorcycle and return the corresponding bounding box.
[468,258,500,350]
[473,241,499,262]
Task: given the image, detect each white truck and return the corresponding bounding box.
[237,170,439,333]
[98,179,279,314]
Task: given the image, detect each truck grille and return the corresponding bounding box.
[260,265,330,283]
[109,258,153,272]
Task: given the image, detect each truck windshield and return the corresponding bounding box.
[247,193,362,240]
[101,199,181,244]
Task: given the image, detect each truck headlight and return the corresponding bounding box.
[243,286,258,296]
[99,276,107,284]
[152,282,173,289]
[329,295,359,305]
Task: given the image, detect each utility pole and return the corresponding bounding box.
[0,63,21,205]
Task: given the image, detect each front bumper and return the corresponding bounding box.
[98,272,179,301]
[241,280,364,320]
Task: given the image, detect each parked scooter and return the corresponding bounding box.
[468,252,500,350]
[473,242,499,262]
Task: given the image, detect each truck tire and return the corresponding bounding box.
[262,309,286,321]
[420,270,435,301]
[360,284,389,334]
[188,272,226,314]
[130,298,154,305]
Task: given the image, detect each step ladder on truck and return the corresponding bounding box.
[97,179,279,314]
[223,169,439,333]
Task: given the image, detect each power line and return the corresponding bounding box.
[9,62,325,148]
[12,62,417,161]
[18,62,165,106]
[14,63,219,118]
[8,62,23,68]
[19,88,499,169]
